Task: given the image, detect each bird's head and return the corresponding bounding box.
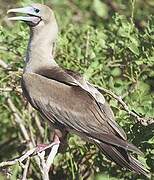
[7,3,56,27]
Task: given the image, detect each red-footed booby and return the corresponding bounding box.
[7,4,149,177]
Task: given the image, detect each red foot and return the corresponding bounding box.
[36,144,49,152]
[36,134,60,153]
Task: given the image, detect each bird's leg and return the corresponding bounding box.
[36,130,61,153]
[36,132,60,179]
[35,128,67,173]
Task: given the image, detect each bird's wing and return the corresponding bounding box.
[66,69,127,140]
[21,68,140,154]
[35,66,126,140]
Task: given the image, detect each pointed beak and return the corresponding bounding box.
[7,6,41,24]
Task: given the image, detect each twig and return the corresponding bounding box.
[38,140,60,180]
[38,151,49,180]
[0,59,32,146]
[37,143,60,180]
[27,104,37,146]
[46,138,60,170]
[22,158,30,180]
[0,59,8,69]
[7,98,31,142]
[95,85,154,126]
[0,87,22,93]
[0,142,59,168]
[0,148,35,168]
[85,30,90,59]
[31,111,45,140]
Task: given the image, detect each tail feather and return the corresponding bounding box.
[97,142,150,177]
[129,155,150,178]
[91,133,142,154]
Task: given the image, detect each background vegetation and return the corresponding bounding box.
[0,0,154,179]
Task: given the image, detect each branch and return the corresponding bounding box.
[30,106,45,140]
[22,158,30,180]
[0,87,22,93]
[38,151,49,180]
[46,136,60,170]
[95,85,154,126]
[0,148,35,168]
[37,144,60,180]
[7,98,31,142]
[37,138,60,180]
[0,141,59,168]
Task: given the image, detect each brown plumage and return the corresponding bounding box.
[8,4,149,177]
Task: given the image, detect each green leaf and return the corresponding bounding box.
[127,42,139,56]
[138,81,150,94]
[111,67,121,77]
[93,0,108,18]
[129,36,139,47]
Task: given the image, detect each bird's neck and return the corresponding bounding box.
[24,22,58,73]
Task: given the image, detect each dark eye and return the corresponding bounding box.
[35,8,40,13]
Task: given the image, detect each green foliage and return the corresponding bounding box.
[0,0,154,179]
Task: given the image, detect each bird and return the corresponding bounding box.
[7,4,149,177]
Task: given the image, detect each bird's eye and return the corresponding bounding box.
[34,8,40,13]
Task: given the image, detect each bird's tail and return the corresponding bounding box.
[97,142,150,178]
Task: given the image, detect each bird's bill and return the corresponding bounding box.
[7,6,41,25]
